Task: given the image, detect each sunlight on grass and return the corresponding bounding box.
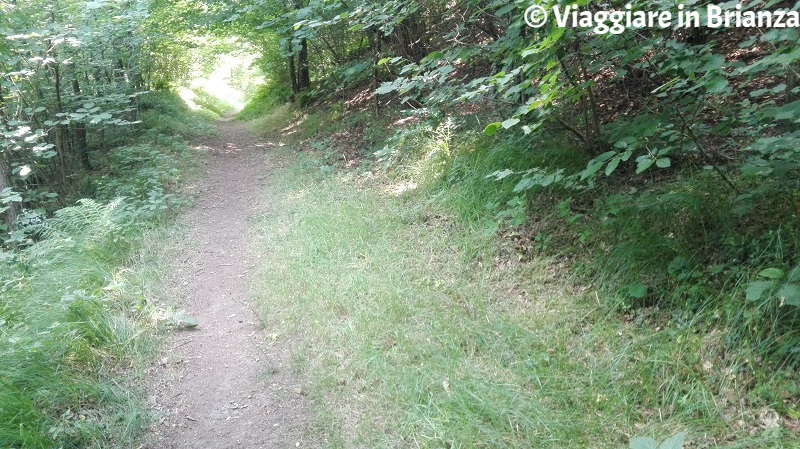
[179,42,264,115]
[250,158,798,449]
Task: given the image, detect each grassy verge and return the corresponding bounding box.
[251,155,797,448]
[0,91,205,448]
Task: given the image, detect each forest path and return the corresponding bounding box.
[146,120,320,448]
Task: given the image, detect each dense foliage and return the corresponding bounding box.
[0,1,212,446]
[0,0,207,241]
[1,0,799,446]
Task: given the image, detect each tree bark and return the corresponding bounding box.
[72,79,92,171]
[298,38,310,90]
[289,55,298,98]
[0,156,19,232]
[0,83,19,231]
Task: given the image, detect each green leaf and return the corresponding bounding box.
[482,219,499,236]
[630,437,658,449]
[605,156,621,176]
[376,82,396,95]
[636,156,654,174]
[489,169,514,180]
[778,284,800,306]
[501,118,520,129]
[774,101,800,121]
[656,157,671,168]
[495,4,516,15]
[758,267,785,279]
[484,122,502,136]
[699,54,725,72]
[581,160,604,180]
[376,57,391,65]
[627,284,648,299]
[746,281,777,301]
[657,432,687,449]
[772,83,787,93]
[705,77,729,94]
[788,265,800,283]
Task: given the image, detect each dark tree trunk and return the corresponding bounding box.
[0,156,19,232]
[298,38,310,90]
[289,56,298,98]
[52,63,69,185]
[71,79,91,171]
[370,30,381,116]
[0,86,18,231]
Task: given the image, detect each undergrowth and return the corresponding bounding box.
[0,91,203,447]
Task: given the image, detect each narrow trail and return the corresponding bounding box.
[146,121,320,448]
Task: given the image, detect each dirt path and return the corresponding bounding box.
[146,121,320,448]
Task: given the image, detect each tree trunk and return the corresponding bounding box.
[289,56,298,98]
[370,30,381,116]
[0,88,17,231]
[52,63,69,185]
[0,156,19,232]
[298,38,310,90]
[71,79,92,171]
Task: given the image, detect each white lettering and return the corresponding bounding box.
[787,11,799,27]
[538,4,796,34]
[708,4,723,28]
[657,10,672,28]
[552,5,572,28]
[773,11,784,28]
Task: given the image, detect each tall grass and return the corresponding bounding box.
[1,200,148,448]
[251,157,798,448]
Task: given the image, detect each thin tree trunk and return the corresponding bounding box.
[289,56,298,99]
[72,79,91,171]
[298,38,310,90]
[0,156,19,232]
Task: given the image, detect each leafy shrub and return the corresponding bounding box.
[89,141,192,221]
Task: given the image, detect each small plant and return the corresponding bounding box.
[746,265,800,307]
[630,432,686,449]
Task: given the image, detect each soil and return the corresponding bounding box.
[145,120,322,448]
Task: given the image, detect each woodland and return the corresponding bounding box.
[1,0,799,447]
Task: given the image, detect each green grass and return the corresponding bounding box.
[0,201,169,448]
[245,103,299,138]
[189,86,238,118]
[251,156,798,448]
[136,91,218,141]
[237,81,293,121]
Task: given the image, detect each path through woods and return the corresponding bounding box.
[146,120,321,448]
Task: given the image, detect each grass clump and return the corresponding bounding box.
[188,86,238,118]
[245,103,299,138]
[234,90,800,447]
[237,81,293,121]
[136,91,217,140]
[1,200,147,448]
